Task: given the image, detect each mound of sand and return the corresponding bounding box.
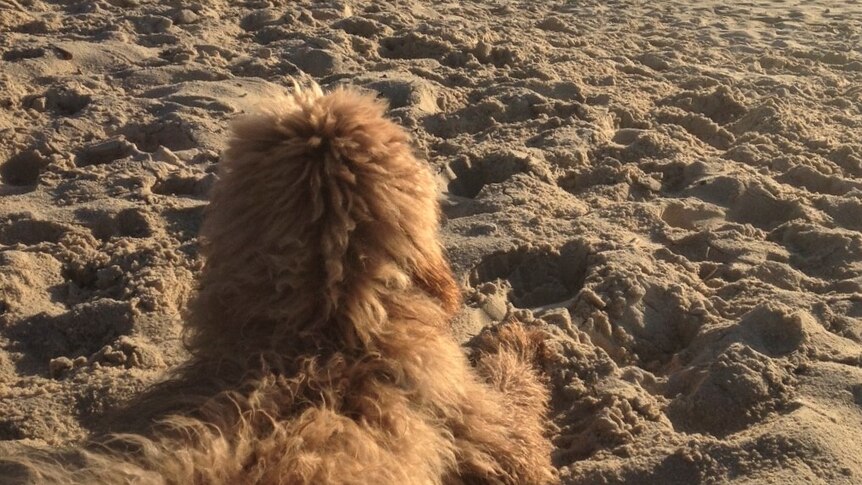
[1,0,861,483]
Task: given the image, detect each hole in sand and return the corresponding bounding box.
[2,47,46,62]
[727,185,802,230]
[75,138,137,167]
[117,209,154,238]
[379,33,450,60]
[469,241,589,309]
[9,299,135,361]
[661,202,725,230]
[44,86,91,116]
[152,173,214,198]
[0,219,68,246]
[119,120,197,153]
[0,420,25,441]
[446,152,532,198]
[74,208,153,240]
[0,150,48,186]
[74,209,118,241]
[162,205,204,241]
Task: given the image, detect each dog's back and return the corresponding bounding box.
[186,83,460,360]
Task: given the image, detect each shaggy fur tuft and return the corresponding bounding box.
[4,84,555,484]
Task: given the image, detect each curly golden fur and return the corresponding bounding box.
[5,84,555,484]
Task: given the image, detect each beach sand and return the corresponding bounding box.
[1,0,861,482]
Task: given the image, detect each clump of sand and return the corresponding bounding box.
[1,0,862,483]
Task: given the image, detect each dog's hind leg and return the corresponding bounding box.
[443,322,556,485]
[471,322,551,415]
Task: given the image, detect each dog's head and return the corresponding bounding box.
[188,83,460,351]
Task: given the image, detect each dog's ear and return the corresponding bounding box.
[413,252,461,317]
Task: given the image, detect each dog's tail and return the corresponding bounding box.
[185,82,459,354]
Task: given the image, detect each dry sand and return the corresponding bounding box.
[1,0,862,483]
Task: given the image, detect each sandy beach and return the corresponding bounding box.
[1,0,862,482]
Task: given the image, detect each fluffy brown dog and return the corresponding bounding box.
[7,84,555,484]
